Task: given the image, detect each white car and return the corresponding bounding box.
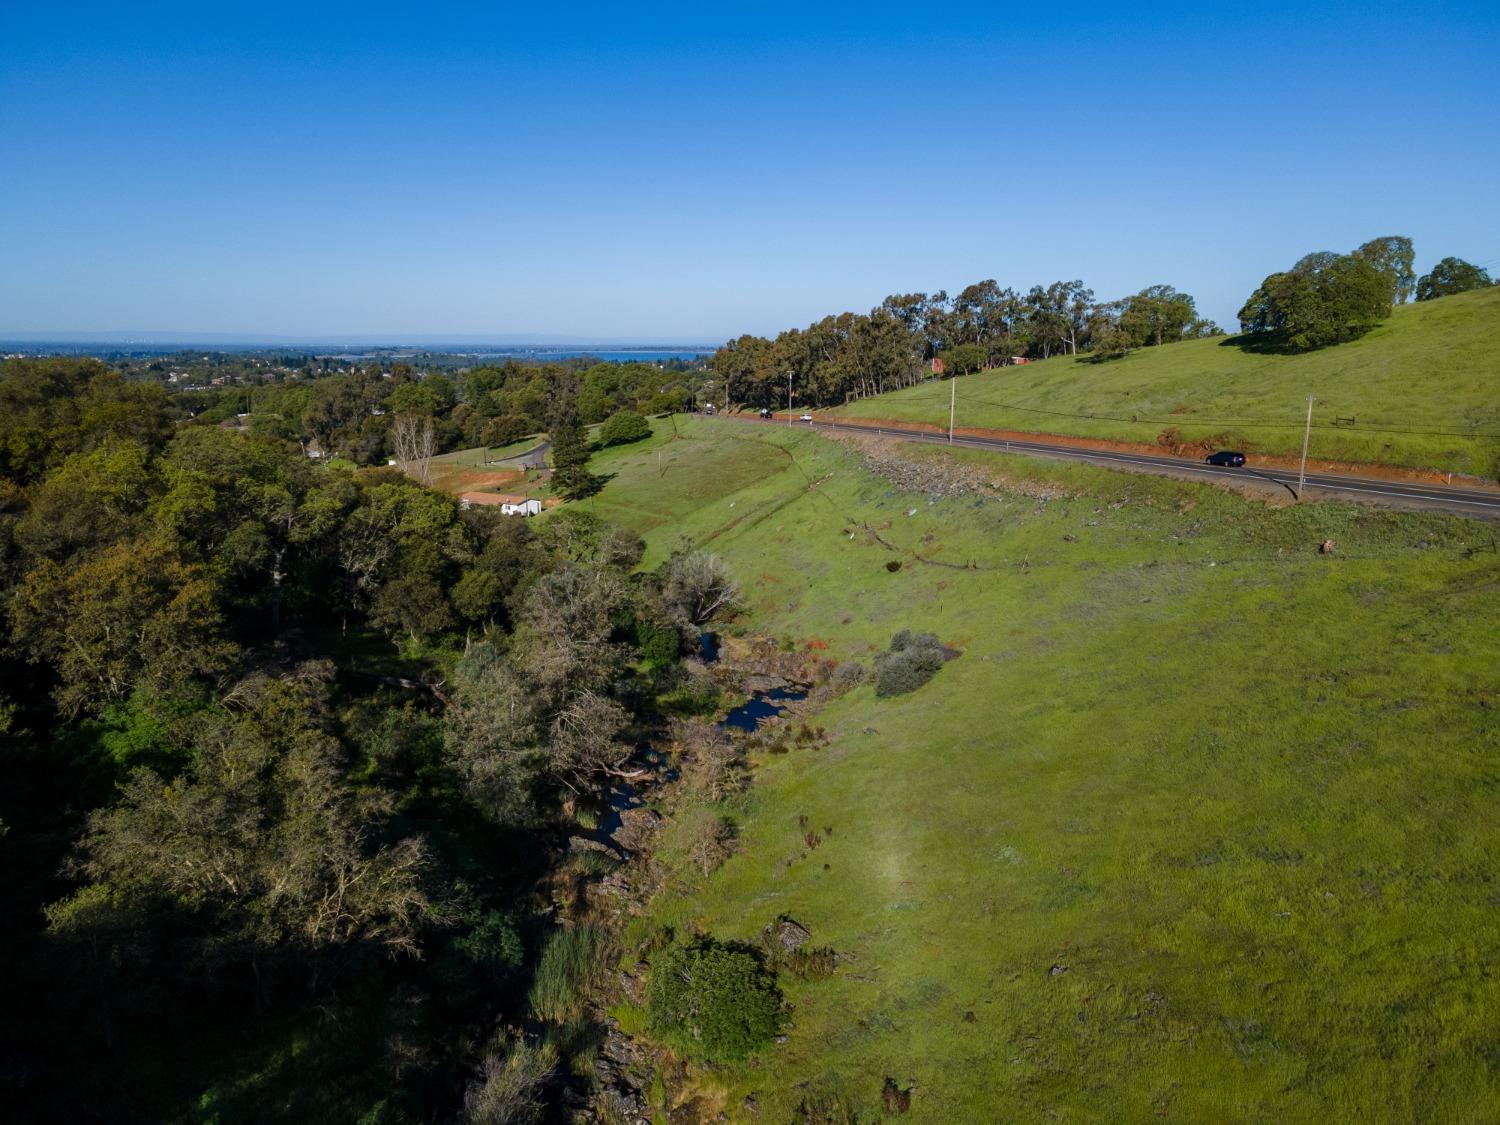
[799,413,813,423]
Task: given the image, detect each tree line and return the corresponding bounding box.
[708,279,1223,410]
[166,357,707,468]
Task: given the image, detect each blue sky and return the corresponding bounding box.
[2,1,1497,340]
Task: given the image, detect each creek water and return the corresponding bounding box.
[698,632,720,663]
[720,685,808,732]
[587,641,808,854]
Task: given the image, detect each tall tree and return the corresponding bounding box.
[1238,251,1394,349]
[1119,285,1200,347]
[390,412,436,485]
[1354,236,1417,304]
[1415,256,1493,301]
[546,384,601,500]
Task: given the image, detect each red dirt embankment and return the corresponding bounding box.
[428,466,526,495]
[765,413,1498,490]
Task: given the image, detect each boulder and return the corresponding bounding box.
[763,915,812,953]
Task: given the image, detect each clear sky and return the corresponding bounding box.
[2,1,1497,341]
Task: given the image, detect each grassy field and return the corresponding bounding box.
[828,286,1500,478]
[573,416,1500,1121]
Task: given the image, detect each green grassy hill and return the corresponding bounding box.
[571,416,1500,1121]
[829,286,1500,478]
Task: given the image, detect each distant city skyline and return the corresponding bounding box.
[3,1,1497,340]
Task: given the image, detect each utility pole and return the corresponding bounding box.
[1298,394,1314,498]
[787,371,793,425]
[948,377,956,444]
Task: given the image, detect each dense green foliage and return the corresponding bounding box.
[1238,243,1396,349]
[598,409,652,447]
[0,357,173,484]
[1416,255,1493,300]
[0,357,703,1122]
[646,938,785,1062]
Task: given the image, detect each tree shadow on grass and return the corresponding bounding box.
[1219,330,1303,355]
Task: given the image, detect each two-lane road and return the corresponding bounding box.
[745,415,1500,520]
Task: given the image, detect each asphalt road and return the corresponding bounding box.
[752,416,1500,520]
[492,438,549,470]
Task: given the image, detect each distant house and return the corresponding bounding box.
[1009,356,1030,365]
[931,357,946,375]
[459,492,542,516]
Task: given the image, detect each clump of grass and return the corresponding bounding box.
[569,849,620,878]
[795,1085,861,1124]
[607,1000,649,1036]
[528,925,607,1024]
[782,945,838,980]
[463,1035,557,1125]
[573,804,600,831]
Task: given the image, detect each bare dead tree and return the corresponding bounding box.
[391,412,435,486]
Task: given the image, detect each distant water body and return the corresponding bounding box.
[471,349,713,363]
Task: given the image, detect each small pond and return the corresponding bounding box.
[720,685,808,733]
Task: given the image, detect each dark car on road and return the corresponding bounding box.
[1205,450,1246,467]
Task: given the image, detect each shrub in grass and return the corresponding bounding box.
[528,925,606,1024]
[646,938,784,1062]
[680,807,736,876]
[599,410,652,447]
[814,660,865,703]
[874,630,948,697]
[795,1085,861,1124]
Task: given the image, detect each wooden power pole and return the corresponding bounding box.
[1298,395,1314,498]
